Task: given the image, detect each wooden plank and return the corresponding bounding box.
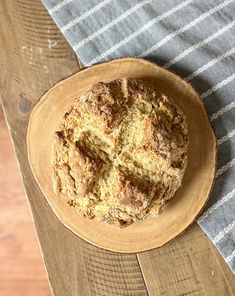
[138,223,235,295]
[0,108,51,296]
[0,1,147,295]
[1,1,234,296]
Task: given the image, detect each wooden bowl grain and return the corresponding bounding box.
[27,58,216,253]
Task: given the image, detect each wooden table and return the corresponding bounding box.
[0,1,234,295]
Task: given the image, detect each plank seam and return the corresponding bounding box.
[136,254,150,296]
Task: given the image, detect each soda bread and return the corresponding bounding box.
[52,78,189,227]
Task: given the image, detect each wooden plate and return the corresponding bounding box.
[27,58,216,253]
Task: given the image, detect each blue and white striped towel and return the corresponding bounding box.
[42,0,235,274]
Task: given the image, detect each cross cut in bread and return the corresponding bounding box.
[52,78,188,227]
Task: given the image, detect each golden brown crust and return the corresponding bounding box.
[52,78,189,227]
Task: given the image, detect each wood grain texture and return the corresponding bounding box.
[0,0,234,295]
[0,1,147,295]
[0,108,50,296]
[138,223,235,295]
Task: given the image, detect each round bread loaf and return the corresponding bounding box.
[52,78,189,227]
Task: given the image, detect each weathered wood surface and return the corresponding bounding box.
[0,1,234,295]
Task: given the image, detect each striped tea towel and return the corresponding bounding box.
[41,0,235,274]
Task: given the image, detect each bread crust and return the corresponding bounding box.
[52,78,189,227]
